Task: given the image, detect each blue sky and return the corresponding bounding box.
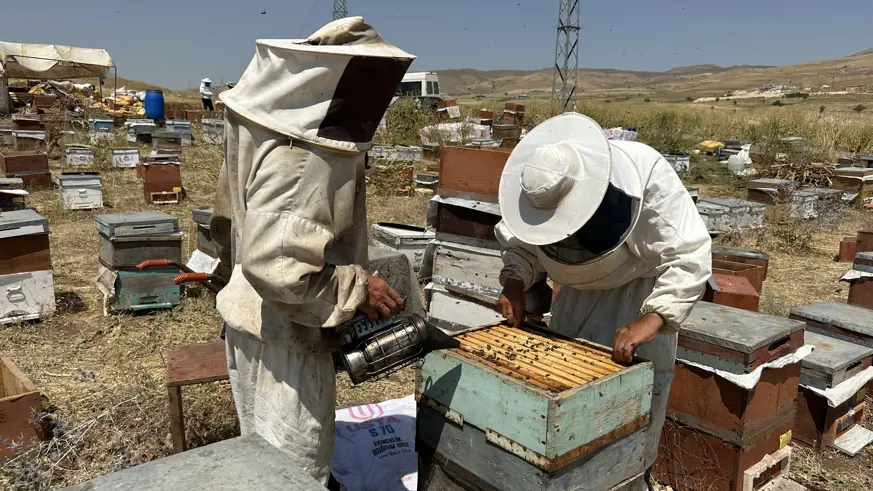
[4,0,872,89]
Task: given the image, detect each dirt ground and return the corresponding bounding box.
[0,133,872,490]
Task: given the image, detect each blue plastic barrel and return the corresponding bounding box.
[144,90,165,121]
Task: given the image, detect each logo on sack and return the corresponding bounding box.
[348,403,385,421]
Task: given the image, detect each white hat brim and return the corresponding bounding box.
[499,113,612,246]
[257,39,415,60]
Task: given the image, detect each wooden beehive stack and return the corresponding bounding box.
[0,209,55,324]
[417,322,653,491]
[94,212,182,312]
[153,131,183,155]
[423,146,512,332]
[654,302,805,491]
[793,331,873,455]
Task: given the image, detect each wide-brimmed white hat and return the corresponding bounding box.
[499,112,612,246]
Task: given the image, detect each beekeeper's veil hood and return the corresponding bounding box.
[220,17,415,152]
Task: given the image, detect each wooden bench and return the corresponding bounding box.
[166,340,229,453]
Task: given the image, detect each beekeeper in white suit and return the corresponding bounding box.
[496,113,711,488]
[211,18,415,484]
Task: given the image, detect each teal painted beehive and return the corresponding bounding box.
[417,322,654,472]
[114,268,181,311]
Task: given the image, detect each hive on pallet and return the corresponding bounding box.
[417,322,653,491]
[56,172,103,210]
[654,302,805,491]
[94,212,182,312]
[793,331,873,455]
[0,209,55,324]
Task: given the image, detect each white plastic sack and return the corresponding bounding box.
[678,345,814,390]
[805,366,873,408]
[331,394,417,491]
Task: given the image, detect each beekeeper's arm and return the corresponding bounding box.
[615,156,712,361]
[495,220,548,327]
[240,145,401,328]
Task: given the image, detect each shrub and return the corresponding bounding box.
[772,100,785,107]
[785,92,810,99]
[854,104,867,112]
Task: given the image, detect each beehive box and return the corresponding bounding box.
[0,210,55,324]
[111,148,140,168]
[712,246,770,280]
[418,323,653,475]
[427,240,503,296]
[166,120,193,146]
[424,283,505,333]
[837,236,858,262]
[142,161,183,204]
[696,200,732,234]
[371,222,434,273]
[12,114,44,131]
[153,131,183,153]
[113,268,182,311]
[0,178,26,212]
[745,179,797,205]
[65,145,94,167]
[89,130,115,143]
[791,187,844,219]
[428,195,502,243]
[0,150,48,174]
[830,167,873,205]
[703,274,760,313]
[794,331,873,453]
[0,357,42,460]
[657,303,805,491]
[699,197,766,231]
[790,302,873,349]
[438,146,511,203]
[89,118,114,132]
[56,172,103,210]
[192,207,217,258]
[712,258,765,293]
[95,212,181,268]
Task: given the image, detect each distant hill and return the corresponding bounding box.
[434,51,873,97]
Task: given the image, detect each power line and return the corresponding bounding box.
[332,0,347,20]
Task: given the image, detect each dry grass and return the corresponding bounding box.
[1,102,872,490]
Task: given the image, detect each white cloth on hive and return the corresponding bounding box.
[678,344,814,391]
[805,366,873,408]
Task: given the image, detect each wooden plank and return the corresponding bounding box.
[166,341,229,387]
[438,146,511,203]
[167,386,185,453]
[0,233,51,275]
[417,404,647,491]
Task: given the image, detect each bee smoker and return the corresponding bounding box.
[334,313,458,386]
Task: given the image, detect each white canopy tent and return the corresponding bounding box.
[0,42,115,114]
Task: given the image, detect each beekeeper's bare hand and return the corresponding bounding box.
[360,273,405,320]
[498,279,526,328]
[612,313,664,364]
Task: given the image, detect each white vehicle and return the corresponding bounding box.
[396,72,441,97]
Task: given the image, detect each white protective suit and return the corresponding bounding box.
[212,18,414,484]
[497,139,712,470]
[199,78,213,100]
